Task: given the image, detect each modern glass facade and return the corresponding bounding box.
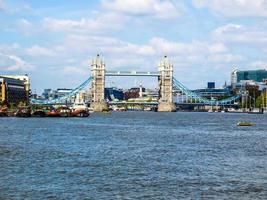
[237,70,267,82]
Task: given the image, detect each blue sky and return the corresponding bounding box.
[1,0,267,93]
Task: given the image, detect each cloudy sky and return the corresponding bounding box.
[1,0,267,93]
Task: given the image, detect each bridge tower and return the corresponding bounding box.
[90,54,108,112]
[158,56,176,112]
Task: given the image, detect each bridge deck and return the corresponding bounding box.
[109,102,237,106]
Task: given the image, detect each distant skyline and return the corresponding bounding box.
[1,0,267,93]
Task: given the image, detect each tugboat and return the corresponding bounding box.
[58,106,72,117]
[46,109,61,117]
[72,109,89,117]
[70,102,90,117]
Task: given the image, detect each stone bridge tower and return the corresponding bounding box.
[158,56,176,112]
[90,54,108,112]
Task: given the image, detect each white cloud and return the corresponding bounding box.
[193,0,267,17]
[43,13,125,33]
[59,34,156,59]
[1,29,248,89]
[0,0,6,11]
[148,37,233,62]
[101,0,180,19]
[208,43,228,53]
[0,33,248,90]
[11,3,31,13]
[0,0,31,13]
[26,45,56,57]
[208,54,245,63]
[250,60,267,69]
[149,37,204,55]
[26,34,244,69]
[61,66,87,76]
[17,19,35,36]
[213,23,267,44]
[213,24,242,35]
[0,43,21,54]
[0,53,35,71]
[4,0,266,91]
[28,33,246,85]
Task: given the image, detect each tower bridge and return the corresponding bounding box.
[30,54,242,112]
[91,54,175,112]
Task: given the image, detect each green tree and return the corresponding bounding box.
[256,95,262,108]
[18,101,26,107]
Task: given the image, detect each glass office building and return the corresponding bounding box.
[237,69,267,83]
[105,87,124,101]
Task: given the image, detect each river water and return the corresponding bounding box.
[0,112,266,199]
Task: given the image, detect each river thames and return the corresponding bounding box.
[0,112,266,199]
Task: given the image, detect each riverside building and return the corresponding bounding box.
[192,82,231,99]
[0,76,28,105]
[1,75,30,103]
[231,69,267,85]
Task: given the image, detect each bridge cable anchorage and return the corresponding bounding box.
[30,76,93,105]
[172,77,241,105]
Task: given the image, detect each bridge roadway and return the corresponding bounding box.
[109,101,237,106]
[109,101,158,106]
[105,70,160,77]
[31,101,237,107]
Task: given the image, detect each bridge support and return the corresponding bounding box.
[158,102,176,112]
[91,54,108,112]
[90,101,108,112]
[158,56,176,112]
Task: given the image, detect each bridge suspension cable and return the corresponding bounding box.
[172,77,241,105]
[30,74,241,106]
[31,76,93,105]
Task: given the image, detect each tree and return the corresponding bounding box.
[18,101,26,107]
[256,95,263,108]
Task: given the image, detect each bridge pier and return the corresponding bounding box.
[90,54,108,112]
[158,56,176,112]
[90,101,109,112]
[158,102,176,112]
